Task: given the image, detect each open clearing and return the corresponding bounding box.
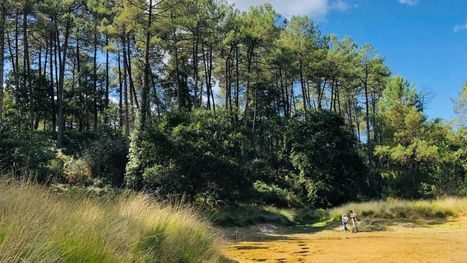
[223,217,467,262]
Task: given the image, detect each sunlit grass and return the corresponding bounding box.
[0,179,223,262]
[329,198,467,222]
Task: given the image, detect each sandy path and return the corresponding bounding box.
[223,218,467,262]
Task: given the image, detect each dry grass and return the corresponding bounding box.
[0,179,223,262]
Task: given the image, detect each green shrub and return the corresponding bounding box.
[80,138,128,186]
[287,111,368,207]
[252,180,302,207]
[125,110,253,204]
[0,131,56,181]
[64,158,93,184]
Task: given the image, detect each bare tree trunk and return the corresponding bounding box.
[0,2,5,129]
[121,37,130,143]
[126,34,138,110]
[76,27,83,131]
[244,43,254,118]
[202,43,210,110]
[105,35,109,109]
[363,67,372,161]
[117,50,123,129]
[192,31,199,109]
[38,46,42,79]
[23,6,33,131]
[93,26,98,130]
[209,45,215,112]
[141,0,153,129]
[57,19,71,148]
[15,13,19,77]
[317,79,326,110]
[43,37,48,78]
[235,44,240,109]
[104,34,109,124]
[299,57,307,112]
[49,30,56,132]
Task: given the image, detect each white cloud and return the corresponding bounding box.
[331,0,349,12]
[399,0,419,6]
[453,22,467,33]
[226,0,349,19]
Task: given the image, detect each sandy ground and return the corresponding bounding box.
[222,217,467,262]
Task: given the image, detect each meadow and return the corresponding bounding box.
[0,179,222,263]
[2,178,467,262]
[223,198,467,262]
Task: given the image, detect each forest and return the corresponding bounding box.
[0,0,466,209]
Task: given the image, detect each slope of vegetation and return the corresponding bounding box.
[213,198,467,228]
[0,179,222,262]
[329,198,467,222]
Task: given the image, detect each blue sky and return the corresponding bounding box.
[229,0,467,121]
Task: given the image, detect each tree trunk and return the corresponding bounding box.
[126,34,139,110]
[121,37,130,143]
[105,34,109,116]
[202,43,210,110]
[363,67,372,160]
[235,44,240,109]
[49,30,56,132]
[57,19,71,148]
[76,27,83,131]
[93,26,98,130]
[0,2,5,129]
[118,50,123,129]
[15,13,19,78]
[141,0,153,129]
[192,31,199,109]
[299,57,307,112]
[209,45,215,112]
[23,6,33,131]
[244,43,254,119]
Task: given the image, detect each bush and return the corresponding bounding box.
[80,138,128,186]
[0,131,56,182]
[63,158,93,184]
[252,180,302,207]
[125,110,253,204]
[287,111,368,207]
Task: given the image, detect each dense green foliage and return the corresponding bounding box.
[122,110,366,207]
[125,110,252,203]
[0,0,465,212]
[375,77,467,198]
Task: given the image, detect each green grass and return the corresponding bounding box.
[212,206,296,226]
[329,198,467,222]
[0,179,223,262]
[213,198,467,228]
[212,205,331,227]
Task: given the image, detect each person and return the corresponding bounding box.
[349,210,358,233]
[341,212,349,238]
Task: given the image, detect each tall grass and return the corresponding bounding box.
[329,198,467,222]
[0,179,222,262]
